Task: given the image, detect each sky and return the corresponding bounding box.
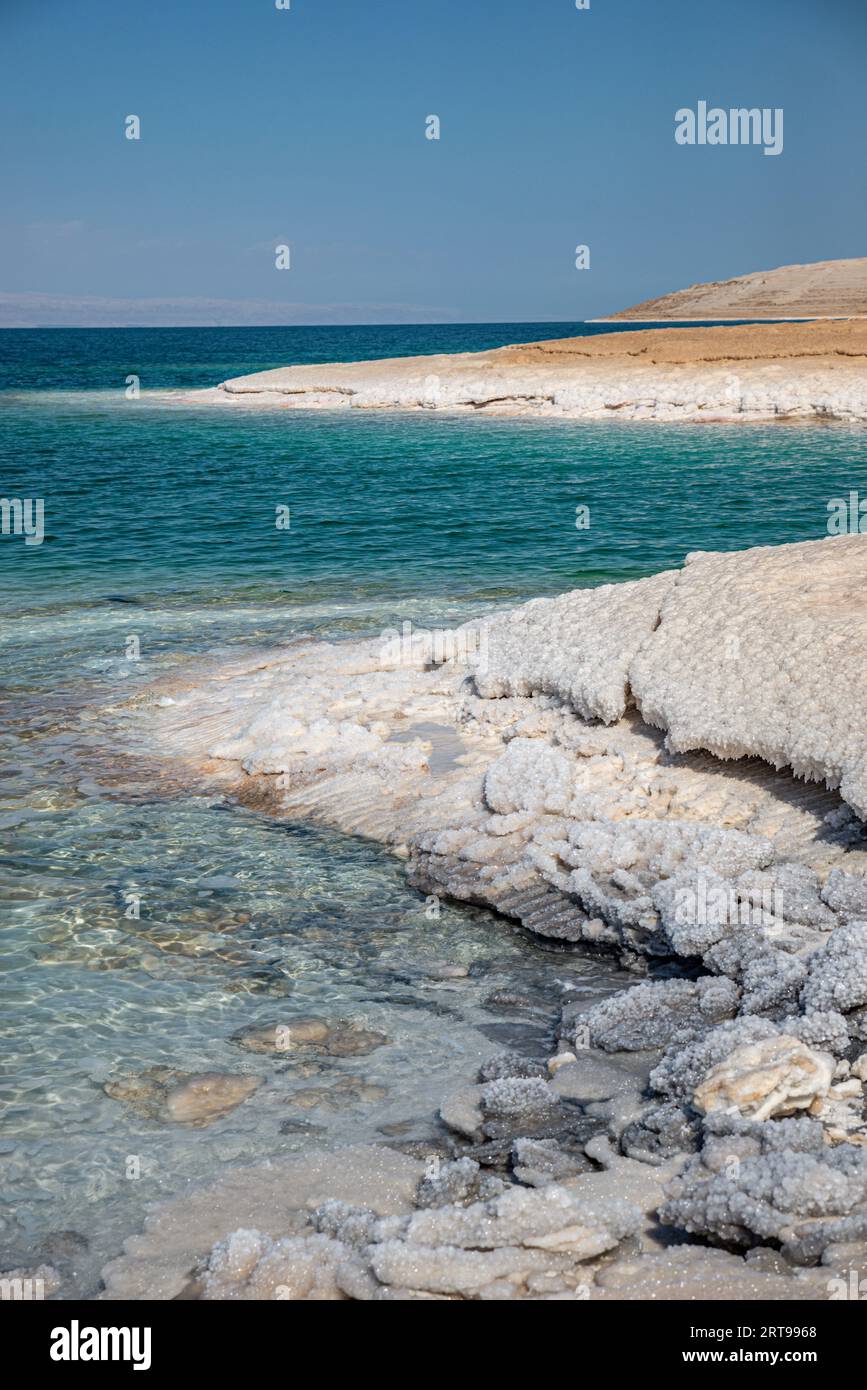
[0,0,865,325]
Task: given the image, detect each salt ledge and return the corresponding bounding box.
[105,534,867,1300]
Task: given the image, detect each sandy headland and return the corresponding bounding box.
[605,256,867,322]
[204,318,867,424]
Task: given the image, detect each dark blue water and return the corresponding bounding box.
[0,320,761,392]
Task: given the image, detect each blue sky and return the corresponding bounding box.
[1,0,864,324]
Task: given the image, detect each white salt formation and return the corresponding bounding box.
[199,320,867,424]
[630,538,867,817]
[197,1187,642,1299]
[114,534,867,1300]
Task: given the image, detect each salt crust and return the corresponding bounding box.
[116,535,867,1299]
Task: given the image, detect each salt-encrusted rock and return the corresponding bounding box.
[654,868,833,982]
[415,1158,506,1209]
[309,1200,380,1248]
[510,1138,591,1186]
[660,1115,867,1253]
[479,1076,563,1140]
[620,1101,702,1163]
[629,536,867,817]
[650,1016,782,1104]
[736,863,837,930]
[738,944,808,1017]
[399,1182,639,1257]
[783,1010,850,1056]
[575,821,774,887]
[822,870,867,922]
[801,922,867,1015]
[478,1053,548,1083]
[565,821,773,941]
[201,1228,350,1300]
[693,1036,834,1122]
[368,1239,575,1294]
[581,976,740,1053]
[483,739,576,817]
[652,869,735,957]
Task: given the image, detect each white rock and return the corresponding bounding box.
[693,1035,834,1122]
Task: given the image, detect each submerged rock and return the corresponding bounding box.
[232,1016,388,1057]
[103,1068,261,1127]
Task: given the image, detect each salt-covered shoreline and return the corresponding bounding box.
[199,321,867,424]
[91,534,867,1300]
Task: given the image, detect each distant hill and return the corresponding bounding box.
[606,257,867,321]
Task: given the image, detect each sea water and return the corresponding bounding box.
[1,324,866,1295]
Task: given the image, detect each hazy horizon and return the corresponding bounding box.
[2,0,865,326]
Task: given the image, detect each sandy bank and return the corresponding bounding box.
[205,320,867,423]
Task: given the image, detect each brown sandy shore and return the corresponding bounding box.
[200,319,867,423]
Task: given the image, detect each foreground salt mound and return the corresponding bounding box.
[659,1112,867,1255]
[478,535,867,815]
[476,569,675,723]
[143,536,866,962]
[121,534,867,1299]
[200,1186,641,1299]
[630,537,867,817]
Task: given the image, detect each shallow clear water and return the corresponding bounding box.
[1,326,866,1295]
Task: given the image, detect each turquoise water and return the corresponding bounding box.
[2,326,867,1296]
